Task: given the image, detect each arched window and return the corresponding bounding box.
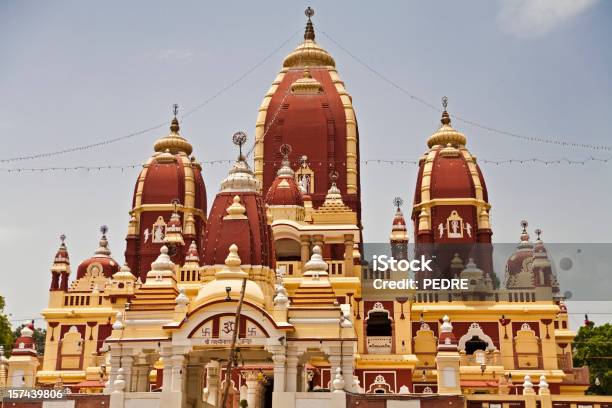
[366,312,392,336]
[465,335,488,355]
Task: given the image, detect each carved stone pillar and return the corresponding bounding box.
[285,347,299,392]
[170,353,186,393]
[328,353,342,389]
[344,234,354,277]
[341,351,355,392]
[296,363,305,392]
[105,347,122,394]
[132,354,151,392]
[121,353,134,393]
[243,371,259,408]
[204,360,220,407]
[272,352,286,392]
[300,235,311,265]
[160,348,172,392]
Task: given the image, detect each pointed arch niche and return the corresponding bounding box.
[365,302,393,354]
[457,323,497,354]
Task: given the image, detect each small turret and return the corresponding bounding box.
[7,323,40,387]
[50,234,70,291]
[390,197,408,260]
[435,315,461,395]
[77,225,119,280]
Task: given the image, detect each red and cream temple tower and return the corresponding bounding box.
[2,8,607,408]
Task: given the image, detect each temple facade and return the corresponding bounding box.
[2,8,610,408]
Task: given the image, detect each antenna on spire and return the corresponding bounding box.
[299,155,309,168]
[440,96,451,125]
[171,198,180,213]
[304,7,315,41]
[520,220,528,232]
[100,225,108,236]
[60,233,66,244]
[329,170,339,185]
[393,197,403,209]
[535,228,542,240]
[279,143,292,159]
[170,104,180,133]
[232,131,248,159]
[305,6,314,19]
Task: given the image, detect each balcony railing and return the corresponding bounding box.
[366,336,392,354]
[276,260,345,276]
[277,261,301,276]
[461,350,502,366]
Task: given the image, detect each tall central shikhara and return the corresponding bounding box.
[254,7,362,225]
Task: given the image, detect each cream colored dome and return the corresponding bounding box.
[195,244,265,307]
[153,117,193,155]
[427,111,466,148]
[283,40,335,68]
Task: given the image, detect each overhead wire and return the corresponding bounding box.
[1,155,611,173]
[0,30,300,165]
[319,30,612,152]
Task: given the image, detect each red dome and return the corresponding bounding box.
[125,116,207,280]
[256,17,362,225]
[261,67,348,206]
[12,324,36,356]
[414,148,488,203]
[505,222,535,277]
[202,158,274,268]
[412,107,491,246]
[77,230,119,279]
[265,161,304,207]
[505,245,534,277]
[411,105,493,278]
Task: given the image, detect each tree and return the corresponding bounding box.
[0,295,14,355]
[13,324,46,356]
[573,322,612,395]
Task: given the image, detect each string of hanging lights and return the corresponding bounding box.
[1,155,610,173]
[0,30,300,165]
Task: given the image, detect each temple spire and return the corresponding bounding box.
[304,7,315,41]
[441,96,451,125]
[170,103,180,133]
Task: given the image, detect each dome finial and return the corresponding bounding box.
[153,103,193,154]
[520,220,530,242]
[393,197,403,210]
[304,7,315,41]
[232,131,247,160]
[95,225,111,256]
[170,104,180,133]
[276,144,295,177]
[441,96,451,125]
[329,170,339,187]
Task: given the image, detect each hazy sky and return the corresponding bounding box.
[1,1,610,329]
